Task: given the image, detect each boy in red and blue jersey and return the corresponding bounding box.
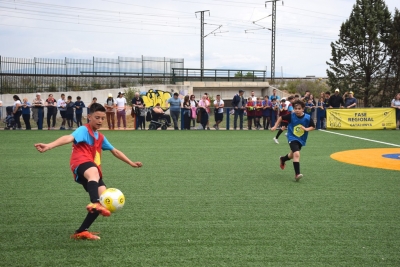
[271,100,314,181]
[35,103,142,240]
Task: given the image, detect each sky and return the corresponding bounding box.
[0,0,398,77]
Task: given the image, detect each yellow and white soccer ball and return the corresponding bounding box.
[99,188,125,213]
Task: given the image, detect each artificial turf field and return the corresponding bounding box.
[1,129,399,266]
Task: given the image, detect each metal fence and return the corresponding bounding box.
[172,68,267,83]
[0,56,184,94]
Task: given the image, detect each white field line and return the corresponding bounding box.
[319,130,400,148]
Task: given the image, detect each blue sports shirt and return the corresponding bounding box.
[72,126,114,151]
[287,113,311,146]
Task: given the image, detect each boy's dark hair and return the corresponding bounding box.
[67,96,72,99]
[287,96,294,101]
[325,91,331,95]
[294,94,300,98]
[89,103,106,113]
[173,92,179,96]
[292,100,305,109]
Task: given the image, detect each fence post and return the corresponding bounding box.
[226,108,230,130]
[141,55,144,86]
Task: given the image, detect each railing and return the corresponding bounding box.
[172,68,267,83]
[0,56,184,94]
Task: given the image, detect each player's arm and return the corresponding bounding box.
[301,119,315,132]
[34,135,74,153]
[110,148,143,168]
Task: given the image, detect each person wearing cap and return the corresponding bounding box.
[32,93,45,129]
[232,89,246,130]
[74,96,85,127]
[328,88,344,108]
[167,92,182,130]
[343,91,357,108]
[105,93,115,130]
[115,92,127,130]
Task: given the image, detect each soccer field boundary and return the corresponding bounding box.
[319,129,400,147]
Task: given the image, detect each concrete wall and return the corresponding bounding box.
[0,84,192,106]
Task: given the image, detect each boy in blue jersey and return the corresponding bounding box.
[35,103,143,240]
[271,100,315,181]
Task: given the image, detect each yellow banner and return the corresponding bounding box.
[326,108,396,130]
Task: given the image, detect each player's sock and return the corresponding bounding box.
[76,212,99,233]
[276,129,283,138]
[282,154,290,162]
[87,180,100,203]
[293,162,300,175]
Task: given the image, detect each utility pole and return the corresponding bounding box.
[195,10,209,79]
[265,0,282,84]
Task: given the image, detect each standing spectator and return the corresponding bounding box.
[32,93,45,129]
[12,95,22,130]
[391,93,400,130]
[197,94,210,130]
[343,91,357,108]
[328,88,344,108]
[322,92,331,128]
[57,94,67,130]
[167,92,182,130]
[45,93,57,130]
[254,97,263,130]
[213,94,224,130]
[250,91,257,102]
[88,97,98,109]
[182,95,191,130]
[305,98,315,117]
[190,95,198,128]
[115,92,127,130]
[232,89,246,130]
[316,96,326,130]
[21,97,31,130]
[66,96,75,130]
[75,96,85,128]
[246,97,255,130]
[104,94,115,130]
[269,88,280,101]
[262,95,272,130]
[204,93,211,130]
[302,90,311,102]
[270,98,279,127]
[131,92,145,130]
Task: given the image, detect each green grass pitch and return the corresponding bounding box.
[0,129,399,266]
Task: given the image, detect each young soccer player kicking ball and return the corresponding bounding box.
[271,100,315,181]
[34,103,143,240]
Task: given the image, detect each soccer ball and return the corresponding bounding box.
[99,188,125,213]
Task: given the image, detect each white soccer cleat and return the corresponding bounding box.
[273,137,279,144]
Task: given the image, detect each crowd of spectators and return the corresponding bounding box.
[2,88,400,130]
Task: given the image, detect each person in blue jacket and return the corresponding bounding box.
[74,96,85,128]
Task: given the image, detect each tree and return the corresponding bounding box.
[326,0,392,107]
[381,8,400,106]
